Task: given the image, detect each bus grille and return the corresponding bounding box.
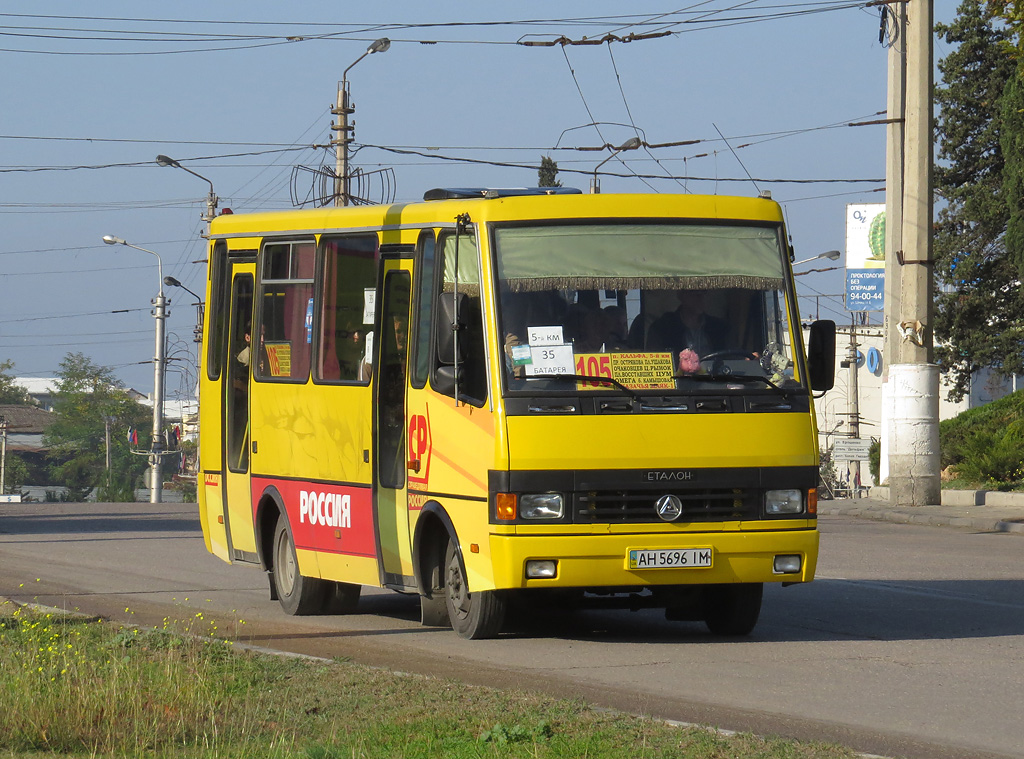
[573,488,755,523]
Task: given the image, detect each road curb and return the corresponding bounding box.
[818,503,1024,535]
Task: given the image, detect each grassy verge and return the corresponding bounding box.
[0,600,856,759]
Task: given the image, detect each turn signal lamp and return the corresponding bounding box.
[496,493,517,521]
[808,488,818,515]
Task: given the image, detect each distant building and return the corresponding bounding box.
[14,377,57,411]
[0,403,54,471]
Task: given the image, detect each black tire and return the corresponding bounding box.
[703,583,763,636]
[443,539,505,639]
[325,581,362,614]
[273,516,328,615]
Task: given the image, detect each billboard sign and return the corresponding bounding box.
[845,203,886,311]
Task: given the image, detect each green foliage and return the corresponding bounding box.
[934,0,1024,400]
[0,359,31,405]
[95,471,139,502]
[44,352,149,501]
[989,0,1024,73]
[479,721,552,745]
[0,603,858,759]
[939,388,1024,488]
[940,387,1024,464]
[1001,74,1024,275]
[952,426,1024,489]
[538,155,561,187]
[868,438,880,484]
[1,453,28,495]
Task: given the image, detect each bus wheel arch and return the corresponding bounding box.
[412,501,455,602]
[412,501,505,639]
[255,486,327,615]
[255,487,284,572]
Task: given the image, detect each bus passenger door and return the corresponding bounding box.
[222,263,258,560]
[374,263,415,587]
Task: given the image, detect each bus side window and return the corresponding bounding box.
[432,230,487,406]
[206,241,229,381]
[410,230,436,389]
[257,240,315,382]
[317,234,379,383]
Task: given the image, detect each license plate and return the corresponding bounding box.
[628,548,712,570]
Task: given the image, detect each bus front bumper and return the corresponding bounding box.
[486,527,818,590]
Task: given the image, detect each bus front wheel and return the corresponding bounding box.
[444,540,505,639]
[273,516,328,615]
[703,583,763,636]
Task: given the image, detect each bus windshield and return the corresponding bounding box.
[493,222,801,395]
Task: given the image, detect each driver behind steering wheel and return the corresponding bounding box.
[647,288,730,361]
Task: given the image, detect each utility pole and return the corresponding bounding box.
[0,416,7,494]
[887,0,940,505]
[846,318,861,495]
[880,0,906,486]
[104,416,112,473]
[331,38,391,207]
[331,81,354,207]
[151,288,168,504]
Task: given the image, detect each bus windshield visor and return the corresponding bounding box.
[493,223,803,395]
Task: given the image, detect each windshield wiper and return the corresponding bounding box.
[673,372,791,397]
[524,373,642,402]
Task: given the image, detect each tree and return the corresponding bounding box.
[933,0,1024,399]
[989,0,1024,70]
[0,360,31,405]
[538,156,561,187]
[43,352,149,501]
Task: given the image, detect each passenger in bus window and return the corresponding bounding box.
[237,326,252,368]
[602,305,629,351]
[564,303,606,353]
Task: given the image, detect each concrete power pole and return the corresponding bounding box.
[846,320,862,493]
[331,81,354,208]
[880,1,906,486]
[887,0,940,505]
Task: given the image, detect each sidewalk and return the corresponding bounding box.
[818,488,1024,535]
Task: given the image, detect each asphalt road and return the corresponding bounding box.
[0,501,1021,759]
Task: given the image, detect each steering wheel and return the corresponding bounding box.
[699,349,759,375]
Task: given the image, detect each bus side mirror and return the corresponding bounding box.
[807,319,836,391]
[434,366,456,395]
[436,291,467,366]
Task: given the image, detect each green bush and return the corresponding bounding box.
[951,423,1024,490]
[940,388,1024,468]
[938,389,1024,489]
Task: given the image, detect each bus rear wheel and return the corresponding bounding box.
[273,516,328,615]
[703,583,763,636]
[444,540,505,639]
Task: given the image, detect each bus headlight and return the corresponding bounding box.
[519,493,564,519]
[526,560,558,578]
[765,489,803,515]
[773,554,802,573]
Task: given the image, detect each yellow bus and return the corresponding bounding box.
[198,188,835,639]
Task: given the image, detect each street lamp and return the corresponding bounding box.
[155,154,218,223]
[793,249,841,267]
[590,137,643,194]
[333,37,391,207]
[164,276,204,345]
[102,234,168,504]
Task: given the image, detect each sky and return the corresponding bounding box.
[0,0,959,399]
